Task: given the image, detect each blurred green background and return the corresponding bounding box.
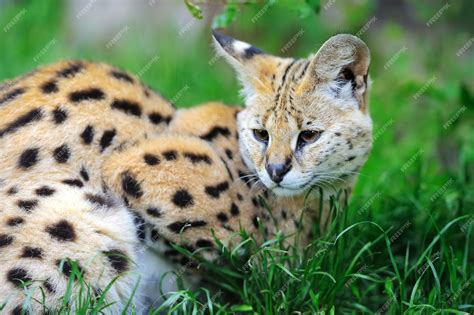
[0,0,473,312]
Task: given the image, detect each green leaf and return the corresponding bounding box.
[231,304,254,312]
[212,3,238,29]
[184,0,203,19]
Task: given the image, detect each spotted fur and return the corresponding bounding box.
[0,32,372,312]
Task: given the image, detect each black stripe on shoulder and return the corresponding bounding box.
[110,70,134,84]
[200,126,231,141]
[57,62,84,78]
[0,108,43,138]
[0,87,25,106]
[111,99,142,117]
[69,88,105,103]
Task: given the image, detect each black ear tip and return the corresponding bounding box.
[212,30,234,47]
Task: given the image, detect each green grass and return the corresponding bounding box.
[0,0,473,314]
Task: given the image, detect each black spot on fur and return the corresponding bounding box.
[53,144,71,163]
[62,179,83,187]
[21,246,43,259]
[244,45,263,58]
[217,212,228,222]
[347,140,353,150]
[110,70,134,84]
[85,193,112,207]
[346,155,356,161]
[132,212,146,241]
[0,108,43,138]
[252,216,259,228]
[196,239,213,248]
[144,153,160,166]
[41,80,59,94]
[148,112,172,125]
[7,217,24,227]
[17,199,38,212]
[294,220,301,229]
[150,229,160,241]
[230,203,240,216]
[7,268,31,287]
[164,249,179,257]
[335,132,341,136]
[121,172,143,198]
[80,125,94,144]
[146,207,162,218]
[238,170,252,188]
[46,220,76,242]
[0,234,14,247]
[44,279,55,293]
[167,220,207,233]
[111,99,142,117]
[205,181,229,198]
[281,210,287,219]
[251,197,259,207]
[7,187,18,195]
[200,126,231,141]
[80,167,89,181]
[0,87,25,106]
[12,305,27,315]
[18,147,39,169]
[103,249,129,273]
[35,186,55,197]
[52,107,68,124]
[163,150,178,161]
[56,259,84,278]
[172,189,194,208]
[225,149,233,160]
[183,152,212,164]
[69,88,105,103]
[58,62,83,78]
[99,129,116,152]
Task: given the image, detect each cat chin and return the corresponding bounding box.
[268,185,306,198]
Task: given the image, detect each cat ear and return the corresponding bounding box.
[212,31,278,97]
[299,34,371,110]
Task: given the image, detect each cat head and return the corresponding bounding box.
[213,32,372,197]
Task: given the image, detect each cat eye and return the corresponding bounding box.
[253,129,269,143]
[298,130,322,145]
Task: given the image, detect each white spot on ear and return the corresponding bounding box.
[233,40,251,53]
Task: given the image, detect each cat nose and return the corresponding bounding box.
[266,163,292,184]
